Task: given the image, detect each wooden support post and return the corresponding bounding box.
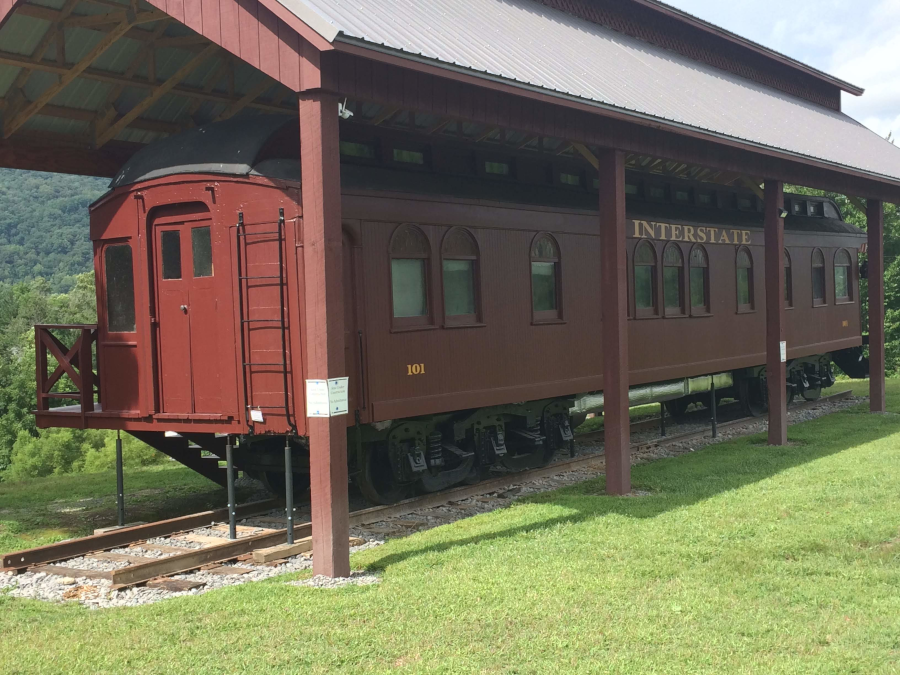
[764,179,787,445]
[868,199,886,412]
[598,149,630,495]
[300,91,351,578]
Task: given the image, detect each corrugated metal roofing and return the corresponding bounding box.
[286,0,900,182]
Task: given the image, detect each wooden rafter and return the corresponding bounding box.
[40,102,181,133]
[371,106,400,126]
[426,117,452,135]
[10,0,80,100]
[215,76,272,121]
[847,196,868,215]
[554,142,573,156]
[183,57,230,122]
[739,176,765,200]
[474,126,499,143]
[93,19,170,139]
[572,142,599,169]
[0,50,294,115]
[95,43,218,147]
[3,17,135,138]
[516,133,539,150]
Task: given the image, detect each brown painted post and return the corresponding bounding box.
[764,180,787,445]
[598,149,630,494]
[300,91,351,578]
[868,199,886,413]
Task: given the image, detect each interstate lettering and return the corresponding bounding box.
[631,220,752,246]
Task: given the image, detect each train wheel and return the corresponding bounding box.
[802,385,822,402]
[260,471,310,499]
[356,441,411,505]
[740,377,768,417]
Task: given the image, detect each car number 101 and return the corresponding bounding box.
[407,363,425,375]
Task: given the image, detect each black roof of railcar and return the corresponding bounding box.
[110,116,863,237]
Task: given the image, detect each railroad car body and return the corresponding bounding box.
[35,116,866,502]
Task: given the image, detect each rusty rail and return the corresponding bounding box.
[35,324,100,427]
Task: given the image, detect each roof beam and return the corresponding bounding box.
[847,196,868,216]
[93,19,170,141]
[572,142,599,169]
[95,43,218,147]
[215,76,273,121]
[0,50,295,114]
[739,176,765,200]
[3,16,136,138]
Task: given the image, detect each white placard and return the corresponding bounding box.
[328,377,349,416]
[305,378,350,417]
[780,341,787,363]
[306,379,330,417]
[250,409,264,423]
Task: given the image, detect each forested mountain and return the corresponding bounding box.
[0,169,108,293]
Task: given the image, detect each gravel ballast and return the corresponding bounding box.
[2,393,862,609]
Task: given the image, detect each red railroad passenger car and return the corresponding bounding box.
[36,116,866,502]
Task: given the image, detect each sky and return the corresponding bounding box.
[663,0,900,139]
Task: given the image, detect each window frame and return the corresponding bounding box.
[812,248,827,307]
[834,248,853,304]
[784,248,793,309]
[662,242,686,317]
[689,244,711,316]
[530,232,563,324]
[633,240,659,319]
[389,224,434,331]
[735,246,755,313]
[102,240,137,334]
[440,227,483,327]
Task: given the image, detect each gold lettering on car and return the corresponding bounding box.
[628,220,753,246]
[407,363,425,375]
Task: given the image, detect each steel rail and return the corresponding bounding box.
[6,390,854,585]
[2,498,281,570]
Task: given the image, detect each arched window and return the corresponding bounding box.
[736,247,754,311]
[390,225,431,326]
[784,249,793,308]
[812,248,826,306]
[442,228,480,324]
[634,240,657,317]
[531,234,561,321]
[834,249,852,303]
[689,245,709,313]
[663,243,685,315]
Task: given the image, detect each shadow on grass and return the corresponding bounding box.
[361,398,900,572]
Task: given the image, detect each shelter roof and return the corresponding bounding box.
[285,0,900,183]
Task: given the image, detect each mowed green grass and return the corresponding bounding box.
[1,379,899,674]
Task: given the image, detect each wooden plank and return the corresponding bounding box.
[91,551,154,563]
[175,533,230,546]
[130,544,193,554]
[251,538,312,563]
[2,498,279,569]
[257,3,280,81]
[203,565,252,576]
[110,523,312,586]
[146,578,204,592]
[35,565,112,581]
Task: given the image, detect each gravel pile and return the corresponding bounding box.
[4,393,861,610]
[291,572,380,589]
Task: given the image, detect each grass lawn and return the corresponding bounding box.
[2,379,900,674]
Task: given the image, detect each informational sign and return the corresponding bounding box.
[327,377,349,416]
[780,341,787,363]
[306,378,350,418]
[250,409,264,423]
